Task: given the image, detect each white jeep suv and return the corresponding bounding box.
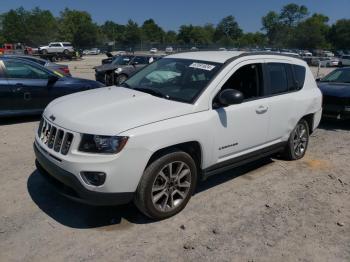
[34,51,322,219]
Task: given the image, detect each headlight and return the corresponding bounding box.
[115,68,122,73]
[79,135,128,154]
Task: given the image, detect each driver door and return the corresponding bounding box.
[2,59,50,112]
[211,60,270,165]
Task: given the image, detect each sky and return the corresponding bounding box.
[0,0,349,32]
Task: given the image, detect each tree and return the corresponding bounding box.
[214,15,242,44]
[293,14,330,49]
[1,7,29,43]
[123,19,141,47]
[26,7,58,46]
[238,32,268,47]
[141,19,164,44]
[58,8,99,48]
[329,19,350,50]
[100,21,126,44]
[164,30,177,45]
[279,3,308,27]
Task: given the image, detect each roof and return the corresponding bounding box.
[166,51,305,64]
[167,51,245,63]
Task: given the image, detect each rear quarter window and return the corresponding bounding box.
[293,65,306,90]
[266,63,288,95]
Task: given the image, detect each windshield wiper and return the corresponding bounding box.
[133,87,167,98]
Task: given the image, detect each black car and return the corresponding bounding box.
[0,57,104,117]
[3,55,71,76]
[95,55,157,86]
[317,67,350,120]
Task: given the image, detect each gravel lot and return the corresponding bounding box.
[0,56,349,262]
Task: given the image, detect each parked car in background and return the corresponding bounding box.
[339,55,350,67]
[318,57,340,67]
[3,55,71,76]
[165,47,174,54]
[39,42,74,55]
[0,43,32,55]
[83,48,101,55]
[323,51,335,57]
[34,51,322,219]
[317,67,350,120]
[95,55,158,85]
[150,48,158,54]
[0,57,104,117]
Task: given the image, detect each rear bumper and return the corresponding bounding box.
[34,143,134,206]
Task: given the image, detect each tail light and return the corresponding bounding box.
[60,67,70,75]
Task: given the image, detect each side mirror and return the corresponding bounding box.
[48,75,59,85]
[218,89,244,106]
[315,77,321,82]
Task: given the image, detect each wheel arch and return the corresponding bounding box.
[301,113,315,134]
[146,141,203,172]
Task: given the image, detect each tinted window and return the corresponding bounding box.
[63,43,72,47]
[50,44,61,47]
[132,56,150,65]
[266,63,288,95]
[3,60,50,79]
[293,65,306,90]
[221,63,264,101]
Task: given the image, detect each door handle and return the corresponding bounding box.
[256,105,269,114]
[13,83,24,92]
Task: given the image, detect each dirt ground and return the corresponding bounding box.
[0,56,349,262]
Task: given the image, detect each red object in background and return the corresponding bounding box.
[60,67,70,75]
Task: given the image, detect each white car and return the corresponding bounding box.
[318,57,340,67]
[34,51,322,219]
[83,48,101,55]
[340,55,350,67]
[150,48,158,54]
[39,42,74,55]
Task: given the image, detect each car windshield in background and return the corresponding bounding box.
[112,55,132,65]
[321,68,350,83]
[123,58,222,103]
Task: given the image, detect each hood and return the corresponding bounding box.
[94,63,123,72]
[58,77,104,88]
[318,82,350,98]
[44,86,195,135]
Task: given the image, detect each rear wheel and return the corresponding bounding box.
[283,119,309,160]
[134,151,197,219]
[63,49,69,55]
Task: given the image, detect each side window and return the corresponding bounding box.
[133,56,148,65]
[293,65,306,90]
[266,63,288,95]
[3,60,50,80]
[220,63,264,101]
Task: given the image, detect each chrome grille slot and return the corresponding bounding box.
[61,133,73,155]
[54,130,64,152]
[38,118,74,156]
[48,126,57,148]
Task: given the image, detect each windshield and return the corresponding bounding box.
[112,55,132,65]
[321,68,350,83]
[122,58,222,103]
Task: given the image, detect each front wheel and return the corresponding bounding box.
[134,151,197,219]
[283,119,309,160]
[116,74,128,85]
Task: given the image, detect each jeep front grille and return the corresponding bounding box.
[38,118,74,155]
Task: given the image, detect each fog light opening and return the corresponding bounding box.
[81,171,106,186]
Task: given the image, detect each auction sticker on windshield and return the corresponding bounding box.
[189,62,216,71]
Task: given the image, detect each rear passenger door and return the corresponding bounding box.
[263,61,305,142]
[0,62,13,114]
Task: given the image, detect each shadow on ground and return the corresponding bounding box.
[27,158,273,229]
[0,115,41,126]
[318,119,350,131]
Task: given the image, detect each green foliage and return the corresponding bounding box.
[58,8,99,48]
[293,14,330,49]
[0,4,348,50]
[329,19,350,50]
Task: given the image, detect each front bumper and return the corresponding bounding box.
[322,104,350,120]
[34,143,134,206]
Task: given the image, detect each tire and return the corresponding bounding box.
[116,74,128,85]
[63,49,69,55]
[42,49,48,55]
[134,151,198,219]
[283,119,310,160]
[339,62,343,67]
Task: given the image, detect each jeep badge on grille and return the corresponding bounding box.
[49,115,56,121]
